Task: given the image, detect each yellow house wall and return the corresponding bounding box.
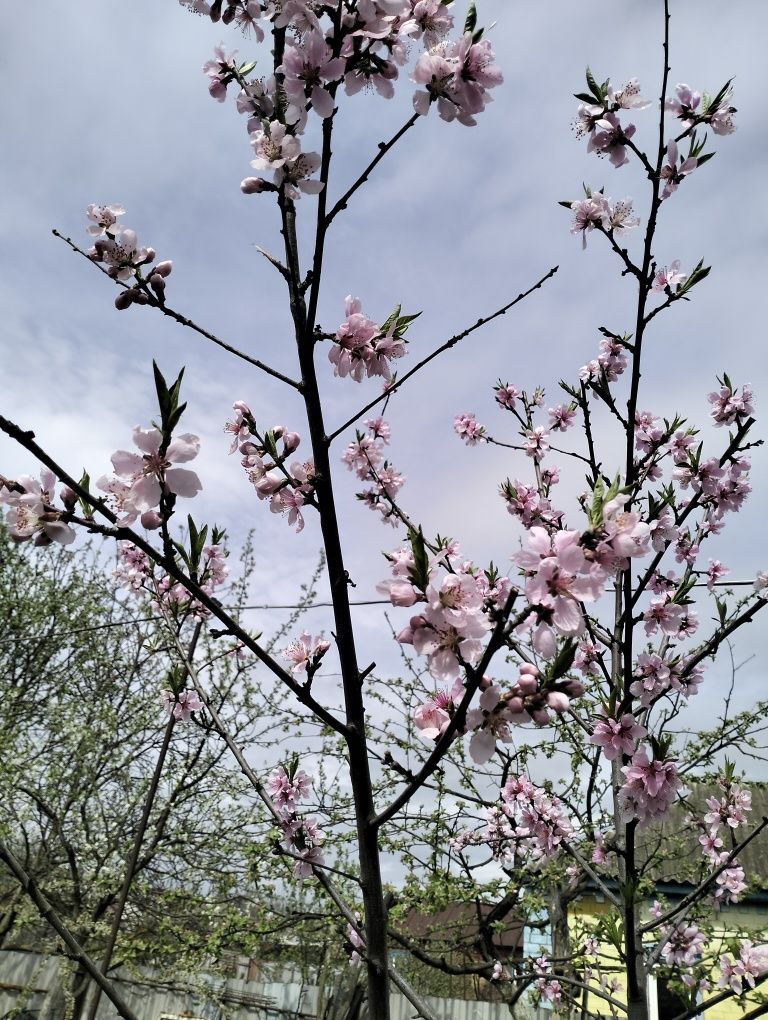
[569,895,768,1018]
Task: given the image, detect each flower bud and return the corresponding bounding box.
[141,510,163,530]
[233,400,252,416]
[517,674,538,697]
[546,691,570,713]
[59,486,78,510]
[149,274,166,298]
[241,176,268,194]
[283,431,301,454]
[154,260,173,278]
[133,290,150,305]
[115,290,135,310]
[144,247,156,262]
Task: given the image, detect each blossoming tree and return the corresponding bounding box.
[1,1,767,1019]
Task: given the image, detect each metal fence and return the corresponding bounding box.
[0,951,537,1020]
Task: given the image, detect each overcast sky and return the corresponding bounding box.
[1,0,767,775]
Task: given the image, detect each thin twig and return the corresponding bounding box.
[327,265,559,442]
[51,229,302,391]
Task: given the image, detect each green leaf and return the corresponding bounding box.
[407,527,430,592]
[585,66,602,102]
[463,2,477,35]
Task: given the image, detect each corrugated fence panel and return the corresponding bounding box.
[0,951,536,1020]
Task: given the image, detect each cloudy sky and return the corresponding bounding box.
[1,0,767,770]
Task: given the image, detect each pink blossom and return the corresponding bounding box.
[203,43,238,102]
[660,139,698,200]
[453,413,486,445]
[86,203,125,237]
[653,259,688,293]
[278,35,344,119]
[162,688,203,721]
[250,120,301,170]
[619,748,680,824]
[1,469,76,547]
[267,765,311,812]
[708,380,754,426]
[97,427,201,523]
[282,632,331,673]
[547,404,577,432]
[399,0,453,46]
[719,941,768,995]
[661,923,706,967]
[523,426,550,460]
[665,83,702,125]
[412,33,502,126]
[590,713,646,761]
[587,111,636,168]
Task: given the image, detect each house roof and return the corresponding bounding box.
[400,902,524,955]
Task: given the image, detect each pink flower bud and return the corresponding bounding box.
[115,290,135,310]
[149,274,166,298]
[519,663,539,678]
[241,176,268,194]
[233,400,252,415]
[518,674,538,697]
[546,691,571,713]
[396,625,414,644]
[141,510,163,530]
[59,485,78,510]
[507,696,525,715]
[133,290,150,305]
[255,473,284,497]
[531,707,550,725]
[154,260,173,278]
[144,247,156,262]
[283,431,301,454]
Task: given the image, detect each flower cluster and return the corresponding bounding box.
[225,401,315,532]
[666,81,737,136]
[380,538,492,680]
[412,31,503,126]
[660,923,707,967]
[466,665,585,765]
[114,538,229,615]
[573,75,650,169]
[570,192,639,248]
[86,204,173,309]
[453,412,486,445]
[0,469,75,547]
[330,297,409,382]
[708,378,754,427]
[531,957,563,1006]
[693,778,752,909]
[618,748,680,824]
[590,712,647,762]
[718,941,768,995]
[462,775,573,866]
[341,418,404,524]
[514,529,597,647]
[267,764,326,878]
[184,0,500,203]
